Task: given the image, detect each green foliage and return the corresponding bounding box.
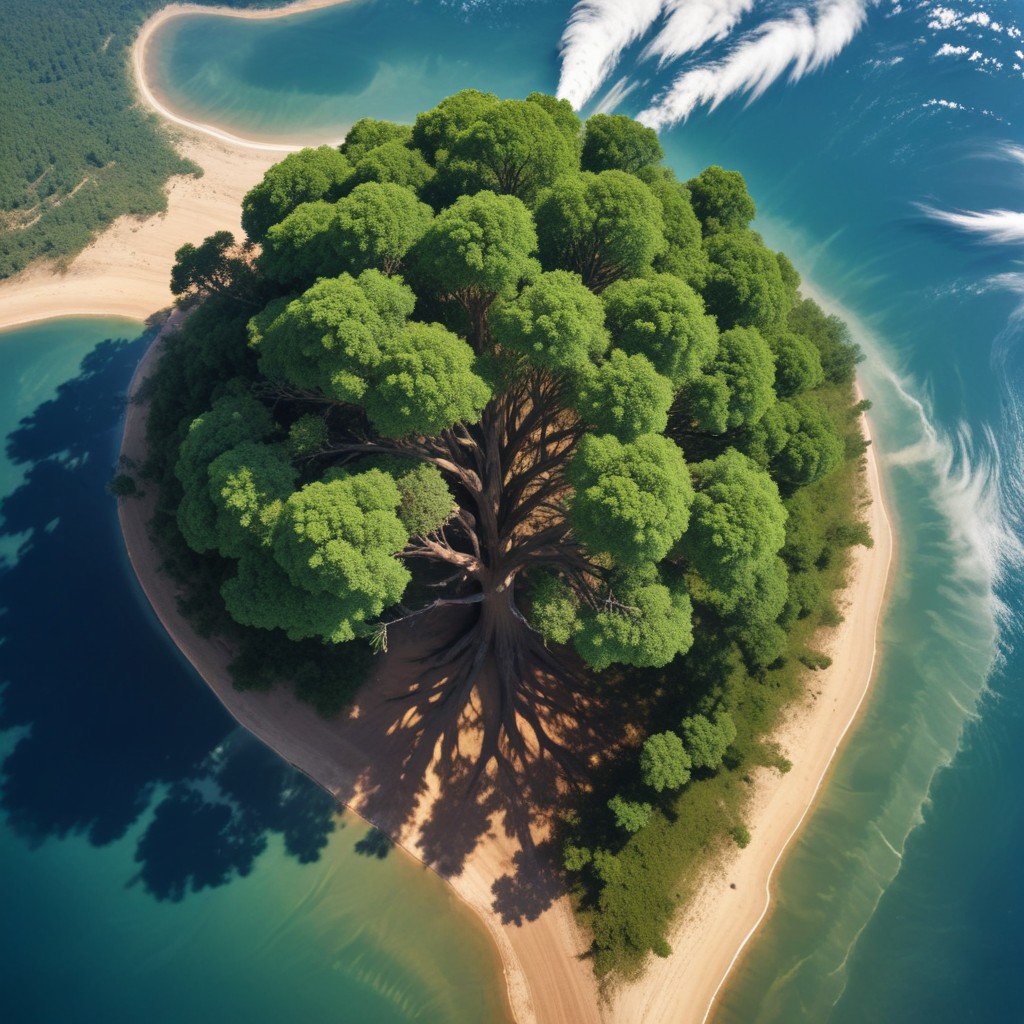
[490,270,608,372]
[569,434,693,565]
[443,98,577,203]
[525,93,583,156]
[376,459,456,537]
[287,414,328,458]
[341,118,413,162]
[602,273,718,386]
[242,146,351,243]
[640,731,692,792]
[249,270,416,403]
[681,711,737,771]
[679,449,787,610]
[411,88,499,163]
[572,350,673,441]
[259,201,344,288]
[686,326,776,433]
[770,331,825,397]
[0,0,243,277]
[108,473,138,498]
[788,298,862,385]
[608,795,653,834]
[175,390,275,554]
[335,182,434,276]
[362,321,491,438]
[534,171,665,290]
[637,166,710,289]
[412,190,539,300]
[581,114,663,175]
[529,574,581,645]
[171,230,257,303]
[686,166,756,234]
[348,141,435,194]
[703,230,791,333]
[575,566,694,670]
[207,441,296,557]
[730,824,751,848]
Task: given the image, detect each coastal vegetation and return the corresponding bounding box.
[137,92,870,975]
[0,0,268,279]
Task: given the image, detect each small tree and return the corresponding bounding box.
[640,731,692,792]
[608,794,653,834]
[681,712,737,771]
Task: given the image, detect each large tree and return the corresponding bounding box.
[165,92,842,781]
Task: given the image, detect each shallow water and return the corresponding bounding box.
[0,317,510,1024]
[12,0,1024,1018]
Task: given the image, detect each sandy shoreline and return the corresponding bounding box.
[0,2,896,1020]
[0,0,352,334]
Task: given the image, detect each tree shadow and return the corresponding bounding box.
[354,827,394,859]
[0,327,336,901]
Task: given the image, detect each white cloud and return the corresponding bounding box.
[556,0,665,109]
[638,0,873,129]
[641,0,756,65]
[920,205,1024,244]
[936,42,970,54]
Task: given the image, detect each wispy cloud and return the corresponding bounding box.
[557,0,665,109]
[920,205,1024,245]
[641,0,757,65]
[638,0,874,129]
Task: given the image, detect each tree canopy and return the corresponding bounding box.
[158,91,859,784]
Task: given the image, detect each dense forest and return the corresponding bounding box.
[134,93,871,976]
[0,0,266,278]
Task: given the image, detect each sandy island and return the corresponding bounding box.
[0,3,895,1021]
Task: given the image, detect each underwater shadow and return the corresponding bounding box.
[0,328,337,901]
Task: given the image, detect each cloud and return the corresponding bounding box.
[641,0,757,65]
[557,0,665,109]
[919,204,1024,244]
[638,0,874,129]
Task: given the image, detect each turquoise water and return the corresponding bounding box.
[0,318,510,1023]
[12,0,1024,1018]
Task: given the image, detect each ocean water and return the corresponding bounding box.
[17,0,1024,1019]
[0,318,511,1024]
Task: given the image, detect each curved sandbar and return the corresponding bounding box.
[0,3,896,1022]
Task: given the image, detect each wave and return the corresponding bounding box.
[638,0,875,129]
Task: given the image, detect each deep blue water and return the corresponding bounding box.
[0,318,509,1023]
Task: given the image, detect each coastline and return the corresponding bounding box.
[0,0,352,334]
[0,2,897,1020]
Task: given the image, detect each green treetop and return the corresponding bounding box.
[341,118,414,162]
[569,433,693,565]
[602,273,719,386]
[443,98,577,203]
[686,326,777,434]
[640,731,692,792]
[489,269,608,373]
[680,711,737,771]
[581,113,663,175]
[703,230,792,333]
[242,146,352,243]
[678,448,787,608]
[686,165,756,234]
[571,350,673,441]
[534,170,665,290]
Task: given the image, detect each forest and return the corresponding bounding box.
[0,0,265,278]
[135,92,871,975]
